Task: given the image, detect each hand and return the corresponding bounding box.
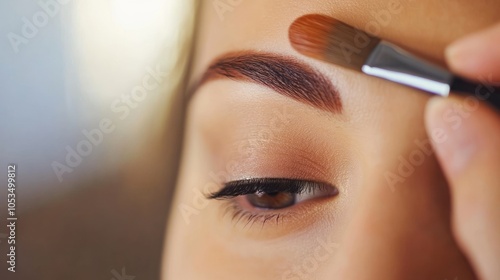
[425,22,500,280]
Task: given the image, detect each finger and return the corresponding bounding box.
[425,96,500,280]
[446,22,500,81]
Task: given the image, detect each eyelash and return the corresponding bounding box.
[207,178,337,228]
[223,203,287,229]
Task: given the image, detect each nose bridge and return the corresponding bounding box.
[314,175,476,280]
[317,182,405,278]
[318,194,415,279]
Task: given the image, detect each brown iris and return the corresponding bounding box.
[246,190,296,209]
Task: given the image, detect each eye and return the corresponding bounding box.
[208,178,338,210]
[207,178,338,228]
[247,190,295,209]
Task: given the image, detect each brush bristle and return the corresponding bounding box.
[289,14,380,71]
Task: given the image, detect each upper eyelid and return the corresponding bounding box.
[206,177,337,199]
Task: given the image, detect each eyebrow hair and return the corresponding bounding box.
[194,52,342,113]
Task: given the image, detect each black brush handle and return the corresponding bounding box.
[450,76,500,111]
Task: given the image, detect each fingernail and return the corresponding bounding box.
[445,29,491,75]
[425,97,478,175]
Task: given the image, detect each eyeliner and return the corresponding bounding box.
[207,178,337,199]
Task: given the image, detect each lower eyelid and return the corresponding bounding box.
[221,198,295,228]
[219,191,336,230]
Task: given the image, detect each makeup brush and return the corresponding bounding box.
[289,14,500,110]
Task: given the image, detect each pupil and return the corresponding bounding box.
[246,191,295,209]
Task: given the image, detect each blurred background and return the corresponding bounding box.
[0,0,196,279]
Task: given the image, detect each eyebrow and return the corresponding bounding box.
[194,52,342,113]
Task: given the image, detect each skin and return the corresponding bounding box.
[162,1,500,279]
[427,21,500,280]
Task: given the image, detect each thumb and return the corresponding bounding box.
[425,96,500,280]
[446,22,500,82]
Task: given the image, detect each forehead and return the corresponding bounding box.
[192,0,499,82]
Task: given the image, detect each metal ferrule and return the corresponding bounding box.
[361,41,453,97]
